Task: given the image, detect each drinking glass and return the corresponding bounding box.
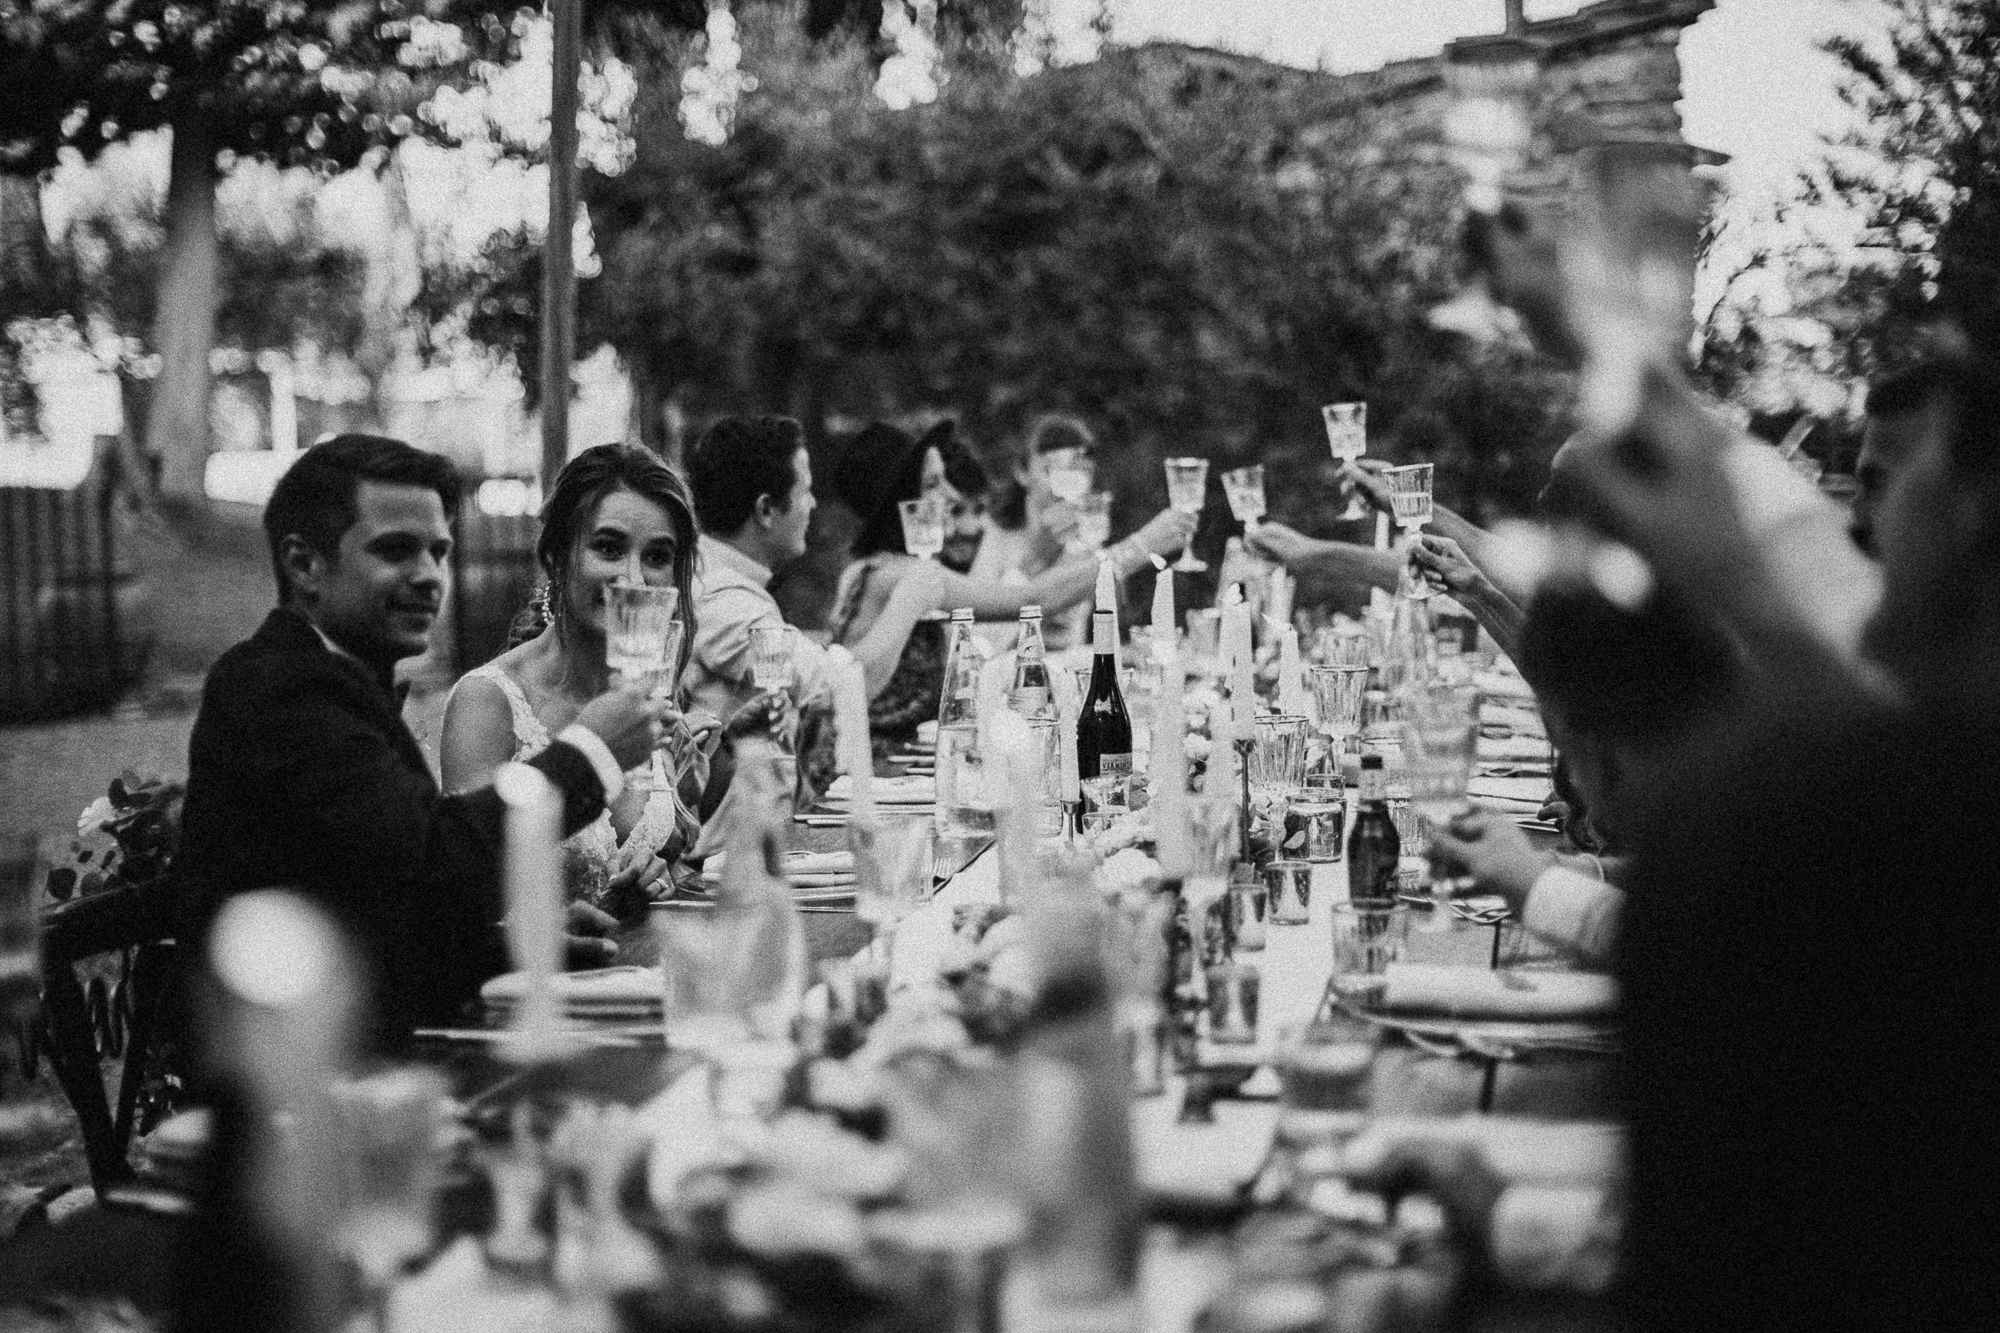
[1025,716,1063,837]
[851,813,936,975]
[1308,664,1369,788]
[1185,608,1223,678]
[1163,457,1210,572]
[1251,714,1310,808]
[1273,1015,1383,1187]
[331,1067,451,1314]
[1385,464,1436,601]
[1329,903,1409,1012]
[1221,464,1267,528]
[1321,403,1371,520]
[604,581,683,792]
[899,495,947,561]
[1262,859,1313,926]
[1075,491,1112,549]
[1402,685,1480,928]
[1042,446,1095,504]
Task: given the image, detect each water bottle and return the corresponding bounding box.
[935,609,994,872]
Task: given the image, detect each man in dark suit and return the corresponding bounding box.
[177,434,667,1040]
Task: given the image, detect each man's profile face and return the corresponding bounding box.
[765,447,816,564]
[290,480,452,663]
[1852,405,1942,558]
[1862,396,1963,676]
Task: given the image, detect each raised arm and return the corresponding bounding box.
[937,508,1198,621]
[1244,521,1401,603]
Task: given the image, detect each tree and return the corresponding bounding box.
[1,2,512,503]
[1824,0,2000,353]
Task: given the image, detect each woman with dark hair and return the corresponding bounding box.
[824,418,1196,739]
[440,444,711,911]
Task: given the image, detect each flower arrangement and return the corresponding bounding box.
[49,772,184,904]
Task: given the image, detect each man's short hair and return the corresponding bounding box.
[687,416,806,536]
[1518,581,1738,745]
[1867,352,2000,476]
[1866,361,1960,420]
[263,434,461,602]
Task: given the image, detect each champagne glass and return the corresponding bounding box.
[1401,683,1480,930]
[1307,664,1369,790]
[1384,464,1437,602]
[332,1068,451,1326]
[899,496,946,560]
[1075,490,1112,549]
[1321,403,1371,520]
[749,623,800,786]
[604,581,682,792]
[1220,464,1267,529]
[1163,457,1210,572]
[1041,446,1094,504]
[850,812,935,973]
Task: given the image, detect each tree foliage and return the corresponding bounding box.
[437,3,1573,529]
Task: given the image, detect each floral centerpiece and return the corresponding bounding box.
[49,772,184,905]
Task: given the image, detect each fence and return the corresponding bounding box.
[1,444,145,722]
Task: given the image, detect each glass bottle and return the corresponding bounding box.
[1010,605,1054,722]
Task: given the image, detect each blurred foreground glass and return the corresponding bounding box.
[1075,490,1113,549]
[1321,403,1371,520]
[1163,457,1210,572]
[1273,1014,1384,1189]
[1221,464,1267,527]
[1185,608,1223,676]
[1330,903,1410,1012]
[1308,664,1370,786]
[1402,684,1480,924]
[852,813,935,932]
[1384,464,1435,602]
[331,1067,451,1303]
[900,495,946,560]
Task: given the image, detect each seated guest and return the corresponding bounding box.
[440,444,711,914]
[825,419,1196,740]
[177,435,665,1041]
[684,415,945,719]
[971,413,1095,650]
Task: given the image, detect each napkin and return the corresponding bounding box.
[1379,964,1617,1021]
[1467,776,1551,811]
[824,774,935,805]
[481,965,663,1012]
[1478,734,1551,763]
[703,849,856,878]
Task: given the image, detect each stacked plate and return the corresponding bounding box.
[690,849,859,906]
[821,774,936,811]
[481,965,664,1027]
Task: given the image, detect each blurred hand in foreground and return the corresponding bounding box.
[1132,507,1200,558]
[1342,1129,1506,1261]
[565,899,620,967]
[1429,809,1552,917]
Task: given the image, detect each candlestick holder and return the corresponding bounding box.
[1234,736,1256,865]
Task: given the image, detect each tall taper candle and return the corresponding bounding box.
[1278,623,1308,719]
[497,762,567,1062]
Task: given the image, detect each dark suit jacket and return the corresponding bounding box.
[177,608,608,1040]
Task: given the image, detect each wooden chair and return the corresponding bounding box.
[36,875,182,1195]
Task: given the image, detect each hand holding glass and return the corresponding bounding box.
[1221,464,1267,528]
[605,581,684,792]
[1163,457,1210,572]
[1321,403,1371,520]
[1402,684,1480,928]
[1075,490,1112,549]
[899,496,946,561]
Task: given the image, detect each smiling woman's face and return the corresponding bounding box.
[563,487,682,638]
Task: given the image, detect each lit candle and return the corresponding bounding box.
[1268,566,1294,635]
[497,761,565,1061]
[1374,511,1391,551]
[1150,557,1175,646]
[1279,624,1308,718]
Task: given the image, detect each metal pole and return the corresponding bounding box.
[540,0,581,494]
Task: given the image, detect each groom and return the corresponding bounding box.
[176,435,666,1040]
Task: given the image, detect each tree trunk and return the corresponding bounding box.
[147,111,220,505]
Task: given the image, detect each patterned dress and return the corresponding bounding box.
[448,663,694,907]
[825,556,949,748]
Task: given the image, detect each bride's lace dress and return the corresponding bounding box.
[451,663,688,907]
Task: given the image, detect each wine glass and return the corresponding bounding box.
[1220,464,1267,529]
[331,1067,451,1326]
[1307,664,1369,790]
[850,812,935,974]
[1074,490,1112,549]
[1384,464,1436,601]
[899,496,946,561]
[1041,447,1094,504]
[1162,457,1210,572]
[1250,713,1309,812]
[1401,683,1480,930]
[1321,403,1372,520]
[604,581,683,792]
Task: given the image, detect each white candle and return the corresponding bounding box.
[1150,646,1191,876]
[1268,566,1294,635]
[1052,667,1082,804]
[497,761,565,1061]
[827,648,876,824]
[1150,559,1175,646]
[1095,556,1120,670]
[1220,592,1256,748]
[1279,624,1308,718]
[1374,511,1391,550]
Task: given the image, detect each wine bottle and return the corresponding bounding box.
[1010,604,1054,721]
[1075,610,1133,784]
[1346,753,1401,906]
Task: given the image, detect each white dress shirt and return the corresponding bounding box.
[687,534,831,726]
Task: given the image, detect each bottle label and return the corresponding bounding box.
[1096,752,1133,778]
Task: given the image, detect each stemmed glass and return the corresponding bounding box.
[1307,664,1369,790]
[1221,464,1267,530]
[1321,403,1371,520]
[1074,491,1112,550]
[1401,683,1480,931]
[749,623,800,787]
[899,496,946,560]
[1042,447,1094,504]
[1385,464,1436,601]
[604,581,684,792]
[331,1067,451,1329]
[1163,457,1210,572]
[850,812,935,975]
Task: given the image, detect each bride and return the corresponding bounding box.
[441,444,718,915]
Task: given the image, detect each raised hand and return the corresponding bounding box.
[1411,533,1488,598]
[1428,808,1551,917]
[573,677,674,773]
[1131,506,1200,558]
[1242,519,1324,569]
